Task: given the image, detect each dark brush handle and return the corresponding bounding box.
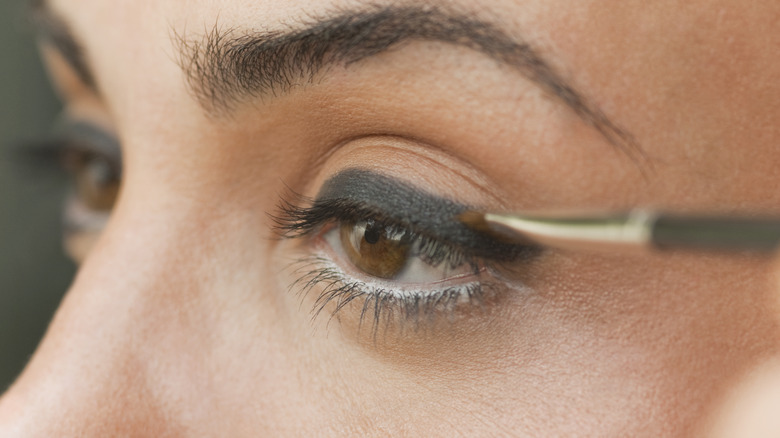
[652,216,780,252]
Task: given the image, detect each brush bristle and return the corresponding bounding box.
[457,210,491,233]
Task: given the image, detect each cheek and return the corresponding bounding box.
[51,195,332,431]
[536,252,780,425]
[64,231,100,264]
[707,358,780,437]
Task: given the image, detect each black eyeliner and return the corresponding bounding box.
[278,168,539,262]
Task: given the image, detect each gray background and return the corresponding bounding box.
[0,0,75,391]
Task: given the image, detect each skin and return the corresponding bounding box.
[1,0,780,436]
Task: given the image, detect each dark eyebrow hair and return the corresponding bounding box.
[27,0,96,91]
[176,5,645,163]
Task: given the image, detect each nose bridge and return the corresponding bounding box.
[0,206,214,437]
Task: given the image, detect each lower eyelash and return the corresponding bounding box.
[288,255,494,337]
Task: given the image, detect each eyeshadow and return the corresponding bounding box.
[315,168,537,261]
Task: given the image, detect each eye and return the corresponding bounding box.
[62,146,120,212]
[323,219,480,287]
[289,215,509,334]
[51,121,122,262]
[273,169,541,331]
[339,220,410,279]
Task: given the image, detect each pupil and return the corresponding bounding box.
[363,222,382,244]
[87,158,115,187]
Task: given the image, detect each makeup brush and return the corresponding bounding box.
[459,210,780,253]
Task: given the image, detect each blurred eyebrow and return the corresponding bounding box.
[176,5,643,161]
[28,0,96,90]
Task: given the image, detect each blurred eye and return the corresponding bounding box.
[54,121,122,262]
[12,119,121,262]
[62,146,120,212]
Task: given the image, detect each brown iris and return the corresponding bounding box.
[340,220,411,279]
[63,148,120,211]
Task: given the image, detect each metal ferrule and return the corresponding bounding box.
[483,210,656,253]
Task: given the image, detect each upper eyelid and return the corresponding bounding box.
[275,197,452,246]
[273,193,539,266]
[53,120,123,166]
[276,169,534,261]
[8,120,121,174]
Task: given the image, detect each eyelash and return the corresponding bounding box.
[14,139,523,333]
[12,136,120,179]
[288,255,493,336]
[274,196,521,334]
[11,135,122,247]
[11,138,71,174]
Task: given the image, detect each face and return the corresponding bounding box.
[2,0,779,436]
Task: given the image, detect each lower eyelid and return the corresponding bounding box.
[63,196,110,233]
[289,254,491,330]
[280,208,539,330]
[313,246,482,297]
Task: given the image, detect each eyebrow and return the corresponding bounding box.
[25,2,644,163]
[27,0,96,91]
[177,5,644,161]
